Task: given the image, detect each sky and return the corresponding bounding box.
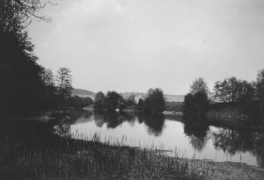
[27,0,264,95]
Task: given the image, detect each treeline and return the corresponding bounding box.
[94,88,166,113]
[0,0,78,111]
[183,69,264,116]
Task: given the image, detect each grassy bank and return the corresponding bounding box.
[1,133,263,180]
[1,132,203,179]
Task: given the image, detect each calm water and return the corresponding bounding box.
[36,109,263,168]
[48,109,264,168]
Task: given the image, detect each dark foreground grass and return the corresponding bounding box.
[0,132,207,180]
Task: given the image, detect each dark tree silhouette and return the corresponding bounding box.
[182,91,209,116]
[144,88,166,113]
[213,77,256,103]
[55,67,73,107]
[104,91,122,111]
[0,0,60,111]
[94,91,105,110]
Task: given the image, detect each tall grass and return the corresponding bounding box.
[0,132,209,180]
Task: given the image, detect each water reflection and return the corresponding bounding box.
[182,116,209,152]
[143,113,165,136]
[93,111,165,136]
[53,109,92,137]
[211,127,264,168]
[50,109,263,167]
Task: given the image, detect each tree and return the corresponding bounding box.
[213,77,240,102]
[256,69,264,102]
[104,91,122,111]
[236,80,255,103]
[255,69,264,111]
[0,16,45,110]
[144,88,166,113]
[39,68,57,108]
[82,97,93,107]
[55,67,73,107]
[126,94,136,106]
[182,91,209,116]
[94,91,105,110]
[213,77,255,103]
[190,77,209,95]
[182,93,196,115]
[0,0,59,111]
[0,0,56,30]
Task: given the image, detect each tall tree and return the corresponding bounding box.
[55,67,73,107]
[190,77,209,95]
[144,88,166,113]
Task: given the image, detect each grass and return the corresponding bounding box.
[0,130,207,180]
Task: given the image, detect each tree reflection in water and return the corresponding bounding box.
[93,111,165,136]
[143,113,165,136]
[211,126,264,167]
[54,110,264,167]
[182,115,209,152]
[54,109,92,137]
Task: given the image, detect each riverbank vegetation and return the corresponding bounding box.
[182,72,264,119]
[94,88,166,113]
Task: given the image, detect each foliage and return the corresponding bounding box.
[94,91,105,110]
[213,77,255,103]
[0,0,64,111]
[255,69,264,102]
[126,94,137,106]
[182,91,209,116]
[144,88,166,113]
[55,67,73,107]
[189,77,209,95]
[104,91,123,111]
[70,96,93,108]
[0,0,56,28]
[0,13,44,110]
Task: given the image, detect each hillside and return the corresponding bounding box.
[72,89,95,100]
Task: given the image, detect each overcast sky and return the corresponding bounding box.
[28,0,264,95]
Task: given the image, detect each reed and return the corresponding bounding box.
[1,132,208,180]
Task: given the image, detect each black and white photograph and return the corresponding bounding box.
[0,0,264,179]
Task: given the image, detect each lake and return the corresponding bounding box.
[50,109,263,168]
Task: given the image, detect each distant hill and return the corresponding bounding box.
[72,89,95,100]
[164,94,184,102]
